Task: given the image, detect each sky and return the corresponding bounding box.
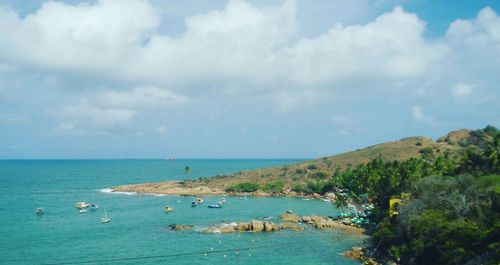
[0,0,499,159]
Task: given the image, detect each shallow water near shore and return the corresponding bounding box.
[0,159,363,265]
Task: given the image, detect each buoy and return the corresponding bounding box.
[218,240,222,243]
[204,253,207,256]
[224,254,227,258]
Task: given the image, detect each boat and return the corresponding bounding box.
[191,201,197,207]
[208,203,222,208]
[75,202,90,209]
[35,207,45,215]
[164,206,174,213]
[196,198,204,204]
[90,203,99,211]
[79,209,88,213]
[100,208,111,223]
[218,197,226,204]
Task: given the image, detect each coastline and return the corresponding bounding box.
[112,181,323,198]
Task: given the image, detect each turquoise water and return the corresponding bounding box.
[0,160,364,265]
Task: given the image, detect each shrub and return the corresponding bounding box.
[262,181,284,193]
[226,182,260,193]
[307,164,318,170]
[312,171,329,179]
[419,147,434,160]
[295,168,306,174]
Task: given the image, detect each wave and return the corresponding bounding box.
[98,188,137,196]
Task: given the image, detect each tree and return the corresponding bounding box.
[483,134,500,173]
[334,192,348,214]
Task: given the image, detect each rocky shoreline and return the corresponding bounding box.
[112,181,336,199]
[167,212,365,235]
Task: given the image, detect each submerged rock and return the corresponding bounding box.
[168,224,194,230]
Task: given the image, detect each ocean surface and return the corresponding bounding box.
[0,159,364,265]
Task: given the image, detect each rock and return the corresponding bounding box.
[363,257,379,265]
[235,222,251,231]
[251,220,264,232]
[281,212,300,222]
[312,193,321,198]
[217,226,236,233]
[343,247,363,260]
[264,221,280,232]
[168,224,193,230]
[300,215,338,228]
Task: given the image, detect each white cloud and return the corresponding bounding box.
[54,102,136,135]
[278,6,447,85]
[0,1,446,90]
[98,86,188,109]
[451,83,474,98]
[412,106,438,126]
[155,125,168,134]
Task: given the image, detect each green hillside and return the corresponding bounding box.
[183,127,495,193]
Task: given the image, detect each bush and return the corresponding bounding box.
[312,171,329,179]
[295,168,306,174]
[307,164,318,170]
[419,147,434,160]
[226,182,260,193]
[262,181,284,193]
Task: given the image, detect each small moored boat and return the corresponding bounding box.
[35,207,45,215]
[196,198,204,204]
[191,201,197,207]
[101,208,111,223]
[75,202,90,209]
[208,203,222,209]
[90,203,99,211]
[164,206,174,213]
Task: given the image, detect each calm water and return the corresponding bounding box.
[0,159,363,265]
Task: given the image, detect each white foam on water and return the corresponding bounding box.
[98,188,137,196]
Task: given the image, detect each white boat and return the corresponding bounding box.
[218,197,226,204]
[75,202,90,209]
[79,209,88,213]
[35,207,45,215]
[101,208,111,223]
[196,197,204,204]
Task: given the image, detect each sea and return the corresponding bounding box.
[0,159,364,265]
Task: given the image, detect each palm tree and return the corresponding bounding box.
[184,166,191,176]
[334,192,348,215]
[483,134,500,172]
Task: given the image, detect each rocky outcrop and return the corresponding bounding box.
[250,220,264,232]
[300,215,337,228]
[343,247,381,265]
[281,212,300,222]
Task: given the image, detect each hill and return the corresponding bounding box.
[113,127,495,196]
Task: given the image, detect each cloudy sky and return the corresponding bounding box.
[0,0,499,159]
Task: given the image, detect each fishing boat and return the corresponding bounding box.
[35,207,45,215]
[208,203,222,208]
[164,206,174,213]
[196,198,204,204]
[75,202,90,209]
[100,208,111,223]
[191,201,197,207]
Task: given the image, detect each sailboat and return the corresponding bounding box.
[100,208,111,224]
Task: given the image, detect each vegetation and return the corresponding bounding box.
[225,182,260,193]
[324,126,500,265]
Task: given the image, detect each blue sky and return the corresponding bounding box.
[0,0,499,159]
